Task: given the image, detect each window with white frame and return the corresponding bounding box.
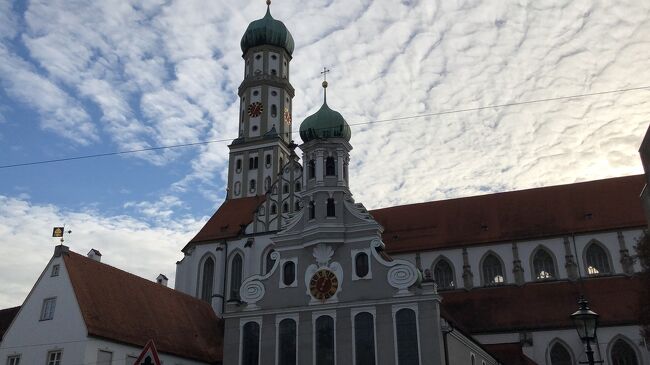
[46,351,62,365]
[395,308,419,365]
[315,315,335,365]
[200,256,215,302]
[97,350,112,365]
[282,260,296,287]
[51,264,59,277]
[6,355,20,365]
[354,312,376,365]
[230,254,243,300]
[352,249,372,280]
[40,297,56,321]
[241,321,260,365]
[277,318,297,365]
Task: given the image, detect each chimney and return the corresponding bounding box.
[87,249,102,262]
[156,274,168,287]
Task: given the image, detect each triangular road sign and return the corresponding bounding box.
[133,339,161,365]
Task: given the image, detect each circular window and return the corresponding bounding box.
[252,125,258,131]
[253,90,259,96]
[271,91,277,96]
[271,54,277,60]
[255,54,262,60]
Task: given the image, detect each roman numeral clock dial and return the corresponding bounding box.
[309,269,339,301]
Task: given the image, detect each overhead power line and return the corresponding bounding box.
[1,84,648,170]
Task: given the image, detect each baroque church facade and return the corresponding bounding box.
[174,3,648,365]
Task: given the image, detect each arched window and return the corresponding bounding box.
[355,252,369,278]
[395,308,419,365]
[265,249,275,274]
[354,312,376,365]
[295,182,301,192]
[326,198,336,217]
[482,253,505,286]
[549,342,572,365]
[433,259,454,290]
[309,201,316,220]
[230,254,243,300]
[308,160,316,179]
[532,248,556,280]
[242,321,260,365]
[200,257,214,302]
[610,338,639,365]
[283,202,289,213]
[283,261,295,286]
[265,154,271,166]
[315,315,335,365]
[236,159,242,172]
[278,318,297,365]
[271,203,277,215]
[325,157,336,176]
[271,104,277,118]
[586,242,611,275]
[471,354,475,365]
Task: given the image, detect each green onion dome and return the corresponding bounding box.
[299,82,352,143]
[240,6,295,56]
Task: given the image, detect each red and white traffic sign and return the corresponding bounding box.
[132,339,161,365]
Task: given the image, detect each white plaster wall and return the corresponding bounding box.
[0,255,89,364]
[267,87,280,131]
[84,337,209,365]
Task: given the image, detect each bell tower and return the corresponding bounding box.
[227,1,295,199]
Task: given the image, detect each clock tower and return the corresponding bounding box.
[227,1,296,200]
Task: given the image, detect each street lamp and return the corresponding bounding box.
[570,296,600,365]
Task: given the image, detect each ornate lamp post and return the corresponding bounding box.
[570,296,601,365]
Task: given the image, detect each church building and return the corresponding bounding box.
[174,3,647,365]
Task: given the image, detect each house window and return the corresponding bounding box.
[532,248,556,280]
[242,322,260,365]
[236,159,242,172]
[308,160,316,179]
[249,179,256,193]
[271,104,277,118]
[482,253,505,285]
[51,264,60,277]
[315,316,335,365]
[585,242,611,275]
[550,342,572,365]
[40,297,56,321]
[309,201,316,220]
[354,312,376,365]
[395,308,419,365]
[230,254,243,300]
[325,157,336,176]
[433,259,454,289]
[265,154,271,166]
[278,319,297,365]
[283,261,296,286]
[97,350,112,365]
[355,252,369,278]
[470,354,476,365]
[46,351,62,365]
[201,257,215,302]
[264,177,271,192]
[6,356,20,365]
[610,338,639,365]
[326,198,335,217]
[249,157,258,170]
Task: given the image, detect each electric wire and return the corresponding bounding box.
[1,85,649,170]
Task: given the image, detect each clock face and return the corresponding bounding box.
[309,269,339,300]
[283,108,292,125]
[247,102,264,117]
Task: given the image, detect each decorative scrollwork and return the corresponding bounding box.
[240,280,265,306]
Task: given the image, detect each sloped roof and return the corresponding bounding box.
[186,196,265,250]
[483,343,538,365]
[440,276,642,334]
[0,306,20,341]
[373,175,645,254]
[63,251,222,363]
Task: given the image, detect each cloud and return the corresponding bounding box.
[0,195,205,308]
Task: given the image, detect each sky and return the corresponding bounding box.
[0,0,649,308]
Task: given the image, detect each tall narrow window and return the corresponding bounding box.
[308,160,316,179]
[549,342,572,365]
[47,351,62,365]
[295,201,301,211]
[586,243,611,275]
[7,356,20,365]
[249,157,254,170]
[97,350,112,365]
[40,297,56,321]
[236,159,242,171]
[482,254,504,285]
[201,257,215,302]
[355,252,369,278]
[249,179,256,193]
[533,248,556,280]
[283,261,296,286]
[433,259,454,289]
[265,154,272,166]
[271,104,278,118]
[295,182,301,192]
[283,202,289,213]
[325,157,336,176]
[264,177,272,192]
[265,249,276,274]
[326,198,335,217]
[316,316,335,365]
[283,184,289,194]
[230,254,243,300]
[309,201,316,219]
[242,322,260,365]
[354,312,376,365]
[271,204,277,215]
[278,319,297,365]
[395,308,419,365]
[610,339,639,365]
[254,157,259,168]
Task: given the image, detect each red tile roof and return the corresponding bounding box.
[0,306,20,341]
[185,196,265,250]
[372,175,645,254]
[440,276,643,334]
[483,343,538,365]
[63,251,222,363]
